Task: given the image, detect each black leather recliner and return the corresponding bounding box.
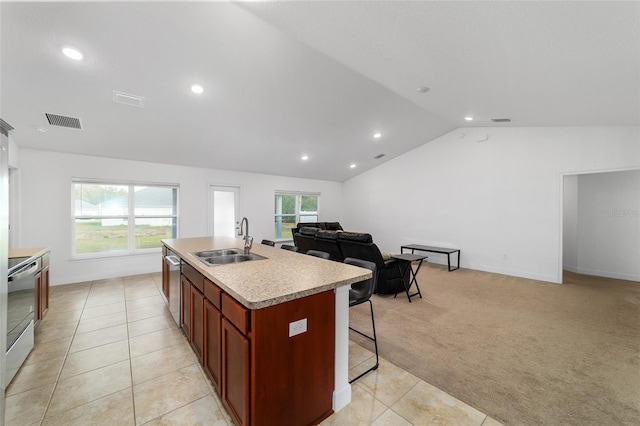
[314,230,343,261]
[337,232,409,295]
[293,226,318,255]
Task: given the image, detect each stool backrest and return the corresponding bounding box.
[343,257,377,306]
[307,250,330,259]
[281,244,299,252]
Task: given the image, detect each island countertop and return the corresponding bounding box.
[162,236,371,309]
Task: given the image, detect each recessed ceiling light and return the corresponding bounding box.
[191,84,204,94]
[416,86,430,93]
[62,47,83,61]
[373,132,382,139]
[464,116,474,121]
[301,155,309,161]
[349,163,357,169]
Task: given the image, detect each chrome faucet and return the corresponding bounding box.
[238,217,253,255]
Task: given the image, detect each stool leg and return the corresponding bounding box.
[349,299,379,383]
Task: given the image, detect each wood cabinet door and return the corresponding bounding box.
[222,318,250,426]
[35,270,43,320]
[190,284,205,362]
[41,267,49,318]
[181,276,191,338]
[204,299,222,393]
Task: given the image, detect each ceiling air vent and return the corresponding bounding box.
[374,154,386,159]
[45,113,82,129]
[0,118,15,135]
[491,118,511,123]
[113,91,145,108]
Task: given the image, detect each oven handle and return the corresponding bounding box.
[8,262,39,282]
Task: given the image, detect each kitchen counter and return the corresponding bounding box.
[162,236,371,309]
[9,247,49,259]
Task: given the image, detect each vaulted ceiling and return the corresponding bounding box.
[1,1,638,181]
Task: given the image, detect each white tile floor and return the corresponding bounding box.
[4,273,503,425]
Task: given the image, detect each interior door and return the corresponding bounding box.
[208,185,241,237]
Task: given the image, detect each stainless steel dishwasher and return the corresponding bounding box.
[164,251,181,326]
[5,256,39,387]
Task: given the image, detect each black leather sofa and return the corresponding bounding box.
[292,221,344,235]
[292,222,408,294]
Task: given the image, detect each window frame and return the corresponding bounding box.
[71,178,179,259]
[274,191,320,241]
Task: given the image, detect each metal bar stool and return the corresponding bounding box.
[281,244,299,252]
[261,239,275,246]
[307,250,330,259]
[343,257,379,383]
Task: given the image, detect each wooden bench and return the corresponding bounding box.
[400,244,460,271]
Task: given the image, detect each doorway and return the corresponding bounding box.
[561,169,640,283]
[208,185,241,237]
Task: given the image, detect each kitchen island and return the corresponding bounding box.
[162,236,371,426]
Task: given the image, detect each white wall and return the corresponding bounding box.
[342,126,640,283]
[17,149,343,285]
[574,170,640,281]
[562,175,578,271]
[7,135,19,168]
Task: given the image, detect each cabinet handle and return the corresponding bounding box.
[165,255,181,266]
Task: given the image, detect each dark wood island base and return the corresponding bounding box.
[166,246,338,426]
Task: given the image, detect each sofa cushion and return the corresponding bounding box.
[297,222,323,230]
[337,232,373,244]
[316,229,341,240]
[324,222,343,231]
[299,226,319,236]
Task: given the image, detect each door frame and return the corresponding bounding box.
[557,166,640,283]
[207,184,242,237]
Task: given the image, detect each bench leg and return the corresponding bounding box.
[448,251,460,271]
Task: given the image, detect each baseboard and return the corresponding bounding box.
[463,262,560,284]
[52,265,161,286]
[332,383,351,412]
[571,267,640,282]
[563,265,579,274]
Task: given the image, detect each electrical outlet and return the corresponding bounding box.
[289,318,307,337]
[503,254,508,261]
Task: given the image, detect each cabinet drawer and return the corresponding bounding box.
[205,278,222,309]
[222,293,249,335]
[182,262,204,293]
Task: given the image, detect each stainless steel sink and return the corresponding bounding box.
[190,249,266,266]
[191,249,243,257]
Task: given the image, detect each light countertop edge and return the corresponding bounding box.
[163,236,372,310]
[9,247,50,259]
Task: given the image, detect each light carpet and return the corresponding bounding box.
[349,265,640,425]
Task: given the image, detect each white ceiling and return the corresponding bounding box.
[1,1,638,182]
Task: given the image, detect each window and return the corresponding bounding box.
[274,192,319,240]
[73,180,178,256]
